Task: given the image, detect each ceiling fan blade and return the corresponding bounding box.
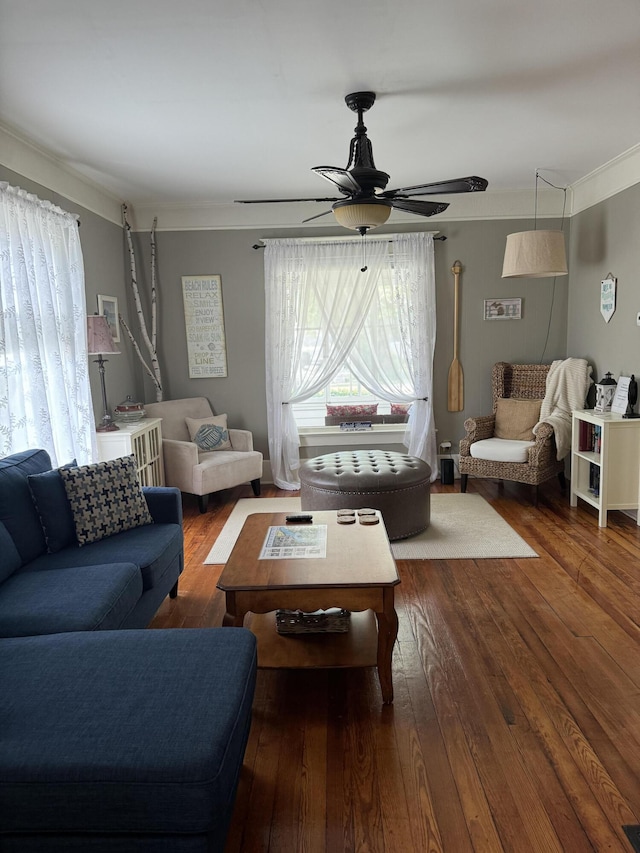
[235,196,342,204]
[312,167,362,195]
[381,176,488,198]
[302,209,334,223]
[390,198,450,217]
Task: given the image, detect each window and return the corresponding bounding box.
[264,233,437,489]
[0,183,96,465]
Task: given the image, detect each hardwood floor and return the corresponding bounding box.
[150,479,640,852]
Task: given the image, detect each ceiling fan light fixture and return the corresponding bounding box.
[502,229,568,278]
[332,200,391,232]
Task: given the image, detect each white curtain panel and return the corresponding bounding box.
[0,183,96,466]
[264,233,437,489]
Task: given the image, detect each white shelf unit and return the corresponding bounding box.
[570,409,640,527]
[96,417,165,487]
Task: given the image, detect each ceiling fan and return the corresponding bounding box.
[235,91,488,234]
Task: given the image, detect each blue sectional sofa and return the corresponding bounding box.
[0,449,257,852]
[0,448,183,636]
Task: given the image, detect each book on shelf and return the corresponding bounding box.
[579,420,601,453]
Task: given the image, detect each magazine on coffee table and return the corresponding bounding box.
[259,524,328,559]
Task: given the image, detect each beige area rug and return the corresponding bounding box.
[204,494,537,563]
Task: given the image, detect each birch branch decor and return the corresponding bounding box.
[121,203,163,401]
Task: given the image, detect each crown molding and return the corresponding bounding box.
[570,142,640,215]
[2,121,639,230]
[129,188,570,232]
[0,122,122,225]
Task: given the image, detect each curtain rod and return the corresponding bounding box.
[252,234,446,249]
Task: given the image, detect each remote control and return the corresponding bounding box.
[285,514,313,523]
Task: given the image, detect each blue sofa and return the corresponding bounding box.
[0,448,184,636]
[0,449,257,852]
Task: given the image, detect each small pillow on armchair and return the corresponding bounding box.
[60,455,153,547]
[494,398,543,442]
[185,414,232,451]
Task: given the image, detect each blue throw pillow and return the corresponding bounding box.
[28,460,78,553]
[0,521,22,582]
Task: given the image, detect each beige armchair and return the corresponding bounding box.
[145,397,263,512]
[459,362,566,505]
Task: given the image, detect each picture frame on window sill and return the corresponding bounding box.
[97,294,120,342]
[483,297,522,320]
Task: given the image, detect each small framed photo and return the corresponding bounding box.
[483,297,522,320]
[97,294,120,342]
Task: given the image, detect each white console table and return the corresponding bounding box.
[96,417,164,487]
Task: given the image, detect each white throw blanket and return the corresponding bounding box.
[533,358,593,459]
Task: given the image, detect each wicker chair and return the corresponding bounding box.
[459,362,566,505]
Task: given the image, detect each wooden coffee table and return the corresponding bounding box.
[217,511,400,704]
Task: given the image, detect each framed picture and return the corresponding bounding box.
[181,275,228,378]
[600,274,616,323]
[483,297,522,320]
[97,294,120,342]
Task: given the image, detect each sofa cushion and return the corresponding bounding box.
[470,437,535,463]
[60,456,153,546]
[0,563,142,637]
[0,522,22,583]
[27,461,77,553]
[25,523,183,592]
[186,414,232,451]
[0,629,257,836]
[494,397,542,441]
[0,448,50,565]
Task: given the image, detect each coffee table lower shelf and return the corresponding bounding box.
[247,609,378,669]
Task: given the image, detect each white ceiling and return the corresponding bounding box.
[2,0,640,220]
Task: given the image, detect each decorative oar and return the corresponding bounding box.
[447,260,464,412]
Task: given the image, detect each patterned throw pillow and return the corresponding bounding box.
[60,456,153,547]
[325,404,378,418]
[185,415,232,451]
[390,403,411,415]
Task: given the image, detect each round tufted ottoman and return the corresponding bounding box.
[299,450,431,541]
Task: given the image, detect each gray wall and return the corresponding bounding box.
[137,217,569,459]
[12,161,622,467]
[567,182,640,392]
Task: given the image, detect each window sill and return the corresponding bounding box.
[298,424,407,447]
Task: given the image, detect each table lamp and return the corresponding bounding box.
[87,314,121,432]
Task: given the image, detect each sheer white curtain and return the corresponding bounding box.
[265,232,437,489]
[347,232,437,467]
[0,183,96,466]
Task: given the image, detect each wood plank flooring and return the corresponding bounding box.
[150,478,640,852]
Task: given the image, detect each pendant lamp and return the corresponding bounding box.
[502,171,568,278]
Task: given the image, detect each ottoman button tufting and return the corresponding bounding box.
[299,449,431,541]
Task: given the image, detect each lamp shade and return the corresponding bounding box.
[502,230,568,278]
[87,315,120,355]
[333,200,391,231]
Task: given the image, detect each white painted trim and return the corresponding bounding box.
[0,123,122,225]
[2,120,639,228]
[128,188,570,232]
[298,425,407,447]
[570,142,640,214]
